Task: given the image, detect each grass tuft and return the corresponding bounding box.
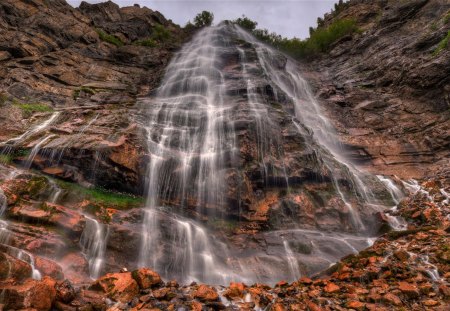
[96,29,124,47]
[432,30,450,56]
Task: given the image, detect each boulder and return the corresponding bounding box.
[192,284,219,302]
[90,272,139,302]
[131,267,162,289]
[0,276,57,311]
[0,251,32,281]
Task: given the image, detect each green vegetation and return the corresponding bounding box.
[193,11,214,27]
[432,30,450,56]
[133,24,171,47]
[57,179,144,209]
[133,38,157,47]
[96,29,124,47]
[13,99,53,116]
[233,15,258,31]
[73,86,96,100]
[444,11,450,24]
[0,154,12,164]
[152,24,171,42]
[233,16,359,59]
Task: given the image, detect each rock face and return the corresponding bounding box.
[0,0,189,194]
[306,0,450,179]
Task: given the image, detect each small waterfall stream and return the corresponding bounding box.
[80,215,110,279]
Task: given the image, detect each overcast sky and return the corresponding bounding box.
[66,0,337,39]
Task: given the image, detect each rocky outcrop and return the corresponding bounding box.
[0,0,190,193]
[306,0,449,179]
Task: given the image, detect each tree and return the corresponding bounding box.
[193,11,214,27]
[233,15,258,31]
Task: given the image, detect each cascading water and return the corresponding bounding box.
[80,215,110,279]
[138,22,405,284]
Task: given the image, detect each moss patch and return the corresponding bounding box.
[56,179,144,209]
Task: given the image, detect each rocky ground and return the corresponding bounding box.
[0,173,448,310]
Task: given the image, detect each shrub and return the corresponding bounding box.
[236,16,359,60]
[151,24,171,42]
[96,29,124,47]
[0,92,8,106]
[433,30,450,56]
[193,11,214,27]
[233,15,258,31]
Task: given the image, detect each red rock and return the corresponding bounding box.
[271,303,285,311]
[55,279,76,303]
[224,282,245,299]
[298,277,313,284]
[398,281,419,298]
[382,293,402,306]
[346,301,365,310]
[276,280,288,287]
[193,284,219,302]
[1,276,57,311]
[90,272,139,302]
[306,301,322,311]
[394,250,410,262]
[131,268,162,289]
[0,251,32,281]
[323,282,340,294]
[35,256,64,280]
[423,299,439,306]
[439,284,450,298]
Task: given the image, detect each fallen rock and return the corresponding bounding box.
[90,272,139,302]
[131,267,162,289]
[0,276,57,311]
[193,284,219,302]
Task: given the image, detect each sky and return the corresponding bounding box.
[66,0,337,39]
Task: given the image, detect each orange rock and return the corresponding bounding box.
[422,299,438,306]
[398,281,419,298]
[193,284,219,302]
[382,293,402,306]
[306,301,322,311]
[298,277,313,284]
[35,256,64,280]
[224,282,245,299]
[1,276,57,311]
[131,268,162,289]
[271,303,285,311]
[90,272,139,302]
[393,250,410,262]
[346,301,365,310]
[323,282,340,294]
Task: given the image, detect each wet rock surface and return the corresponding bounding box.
[0,175,447,310]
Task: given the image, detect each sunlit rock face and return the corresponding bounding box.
[135,22,398,284]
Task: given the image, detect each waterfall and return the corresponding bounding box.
[80,215,109,279]
[136,22,404,284]
[139,24,239,283]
